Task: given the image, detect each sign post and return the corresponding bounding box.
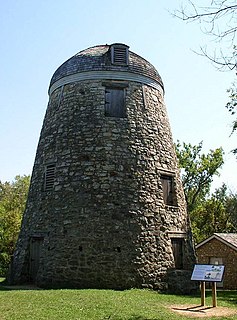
[200,281,205,306]
[191,264,225,307]
[212,282,217,307]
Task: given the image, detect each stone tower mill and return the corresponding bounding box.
[9,43,196,292]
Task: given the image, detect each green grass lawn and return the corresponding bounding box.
[0,278,237,320]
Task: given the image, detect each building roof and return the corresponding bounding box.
[49,43,164,91]
[196,233,237,252]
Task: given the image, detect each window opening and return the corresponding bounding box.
[209,257,224,288]
[160,175,174,206]
[29,237,44,281]
[105,88,126,118]
[171,238,184,269]
[44,164,56,191]
[111,45,129,65]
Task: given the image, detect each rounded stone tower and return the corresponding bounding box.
[9,43,196,291]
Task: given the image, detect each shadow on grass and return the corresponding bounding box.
[103,316,161,320]
[0,278,42,291]
[192,289,237,306]
[214,290,237,306]
[127,317,160,320]
[1,278,237,309]
[163,289,237,307]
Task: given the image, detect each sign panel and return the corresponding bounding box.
[191,264,225,282]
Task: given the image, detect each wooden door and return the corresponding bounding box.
[171,238,184,269]
[105,88,126,117]
[29,237,43,282]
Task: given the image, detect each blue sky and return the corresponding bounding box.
[0,0,236,191]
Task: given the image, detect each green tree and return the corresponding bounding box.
[0,175,30,276]
[226,82,237,155]
[175,141,224,212]
[224,187,237,227]
[191,184,237,243]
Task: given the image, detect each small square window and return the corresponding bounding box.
[105,88,126,118]
[44,164,55,191]
[160,174,174,206]
[171,238,184,269]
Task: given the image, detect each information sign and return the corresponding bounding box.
[191,264,225,282]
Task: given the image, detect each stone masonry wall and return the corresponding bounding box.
[10,79,196,291]
[197,238,237,289]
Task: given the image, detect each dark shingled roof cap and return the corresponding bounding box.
[50,43,164,90]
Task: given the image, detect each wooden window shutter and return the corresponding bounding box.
[171,238,184,269]
[161,175,174,206]
[105,88,126,118]
[44,164,56,191]
[111,45,128,65]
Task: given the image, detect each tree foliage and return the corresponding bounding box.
[0,175,30,276]
[226,82,237,154]
[191,184,237,243]
[175,140,224,212]
[175,140,237,244]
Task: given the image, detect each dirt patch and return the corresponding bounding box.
[169,304,237,318]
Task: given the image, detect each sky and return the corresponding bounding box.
[0,0,236,192]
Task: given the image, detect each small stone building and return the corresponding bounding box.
[196,233,237,289]
[9,43,196,292]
